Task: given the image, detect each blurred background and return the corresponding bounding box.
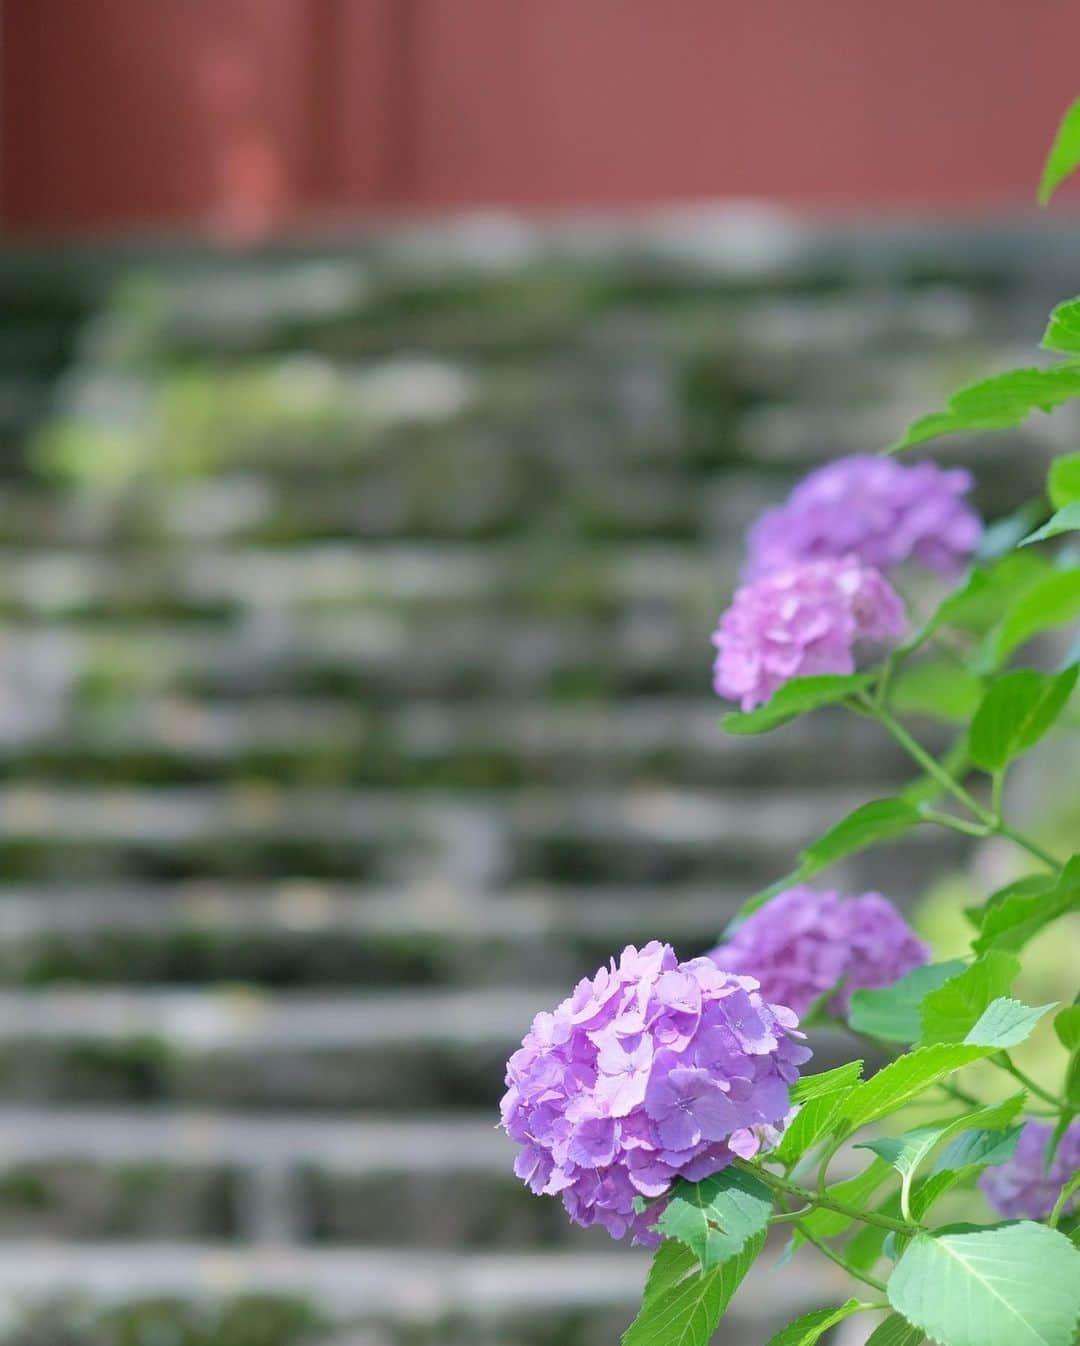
[0,3,1078,1344]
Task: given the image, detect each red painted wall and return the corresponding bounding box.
[3,0,1080,238]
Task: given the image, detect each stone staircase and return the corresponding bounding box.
[0,213,1074,1346]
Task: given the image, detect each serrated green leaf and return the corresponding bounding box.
[969,666,1078,770]
[1049,452,1080,509]
[774,1087,854,1169]
[622,1232,764,1346]
[789,1061,865,1105]
[1042,298,1080,354]
[864,1312,925,1346]
[910,1125,1024,1220]
[932,1124,1025,1178]
[887,1222,1080,1346]
[991,566,1080,664]
[1021,502,1080,546]
[1055,1006,1080,1051]
[886,366,1080,455]
[920,953,1020,1044]
[849,960,967,1044]
[1040,97,1080,206]
[963,997,1056,1049]
[721,673,873,736]
[762,1300,868,1346]
[856,1095,1025,1220]
[967,873,1058,929]
[655,1169,772,1271]
[890,659,984,723]
[974,855,1080,954]
[838,1044,991,1135]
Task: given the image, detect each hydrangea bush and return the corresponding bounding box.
[501,104,1080,1346]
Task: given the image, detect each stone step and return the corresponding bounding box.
[0,541,736,622]
[0,1241,829,1346]
[0,696,915,789]
[0,881,741,986]
[0,612,745,704]
[0,986,856,1109]
[0,783,959,887]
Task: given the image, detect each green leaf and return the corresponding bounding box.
[1040,97,1080,206]
[737,798,924,920]
[838,1043,991,1135]
[856,1095,1025,1219]
[622,1233,764,1346]
[925,554,1049,638]
[774,1085,856,1169]
[920,953,1020,1045]
[789,1061,865,1104]
[1049,452,1080,508]
[886,366,1080,455]
[968,667,1079,770]
[966,874,1056,929]
[890,660,984,723]
[887,1222,1080,1346]
[848,961,967,1044]
[974,855,1080,954]
[655,1169,772,1271]
[909,1125,1024,1221]
[1021,502,1080,546]
[864,1312,925,1346]
[991,566,1080,664]
[721,673,873,735]
[1043,299,1080,355]
[1054,1006,1080,1052]
[797,798,923,879]
[762,1300,868,1346]
[963,997,1057,1049]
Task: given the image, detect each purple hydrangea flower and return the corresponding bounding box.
[499,941,811,1243]
[744,455,982,582]
[979,1119,1080,1220]
[709,886,930,1018]
[712,556,905,711]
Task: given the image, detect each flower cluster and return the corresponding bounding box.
[711,556,906,711]
[979,1119,1080,1220]
[499,942,811,1243]
[744,455,982,582]
[709,885,930,1017]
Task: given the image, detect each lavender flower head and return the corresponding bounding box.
[709,886,930,1018]
[744,455,982,582]
[979,1119,1080,1220]
[712,556,905,711]
[499,941,811,1243]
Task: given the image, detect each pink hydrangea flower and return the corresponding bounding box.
[745,455,982,582]
[712,556,905,711]
[499,942,811,1243]
[709,885,930,1018]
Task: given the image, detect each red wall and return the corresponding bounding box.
[4,0,1080,238]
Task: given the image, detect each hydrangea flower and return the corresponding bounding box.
[709,886,930,1018]
[744,455,982,582]
[711,556,905,711]
[979,1119,1080,1220]
[499,941,811,1243]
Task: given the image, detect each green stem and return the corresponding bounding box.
[868,700,992,822]
[792,1217,888,1293]
[738,1160,915,1235]
[918,807,990,839]
[995,1055,1069,1111]
[865,698,1062,872]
